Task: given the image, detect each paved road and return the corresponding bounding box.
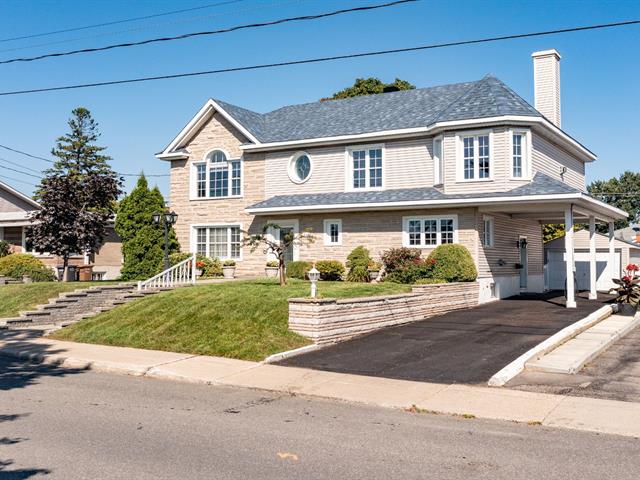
[280,292,610,384]
[2,356,639,479]
[510,325,640,402]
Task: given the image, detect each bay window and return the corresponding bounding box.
[458,132,492,181]
[403,215,458,248]
[194,225,242,260]
[192,149,242,199]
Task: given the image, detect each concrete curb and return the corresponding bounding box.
[488,304,615,387]
[262,344,323,364]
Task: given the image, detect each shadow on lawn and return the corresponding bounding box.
[1,330,87,478]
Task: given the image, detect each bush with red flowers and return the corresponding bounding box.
[612,263,640,307]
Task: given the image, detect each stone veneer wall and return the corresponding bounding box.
[288,282,479,345]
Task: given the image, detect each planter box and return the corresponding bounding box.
[289,282,480,345]
[222,266,236,279]
[265,267,279,278]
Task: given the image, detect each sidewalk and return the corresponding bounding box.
[2,330,639,438]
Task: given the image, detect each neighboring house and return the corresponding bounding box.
[0,179,123,280]
[616,225,640,247]
[545,230,640,291]
[156,49,626,307]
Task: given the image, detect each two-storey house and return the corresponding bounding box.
[157,50,626,307]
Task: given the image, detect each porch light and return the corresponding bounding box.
[152,212,161,224]
[308,266,320,298]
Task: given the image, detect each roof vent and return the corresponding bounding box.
[532,49,561,127]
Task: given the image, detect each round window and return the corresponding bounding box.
[289,152,312,183]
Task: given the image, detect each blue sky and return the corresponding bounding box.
[0,0,638,198]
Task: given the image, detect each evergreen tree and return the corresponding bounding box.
[321,77,415,101]
[30,107,122,280]
[115,175,179,280]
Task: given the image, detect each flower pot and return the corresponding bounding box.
[618,303,637,316]
[265,267,279,278]
[368,270,379,282]
[222,266,236,279]
[196,268,204,277]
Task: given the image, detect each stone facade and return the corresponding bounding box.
[288,282,480,344]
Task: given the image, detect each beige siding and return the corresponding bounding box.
[0,187,34,213]
[545,229,637,268]
[532,132,585,190]
[533,52,561,127]
[477,213,543,278]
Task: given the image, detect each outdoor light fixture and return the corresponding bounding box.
[152,210,179,270]
[152,212,161,224]
[308,265,320,298]
[164,211,178,225]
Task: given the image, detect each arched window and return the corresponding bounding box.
[193,149,242,199]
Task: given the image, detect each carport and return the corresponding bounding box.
[278,292,612,384]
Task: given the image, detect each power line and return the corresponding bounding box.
[0,0,248,43]
[0,156,43,174]
[0,0,417,65]
[0,144,168,178]
[0,174,36,187]
[0,0,304,54]
[1,19,637,96]
[0,162,42,178]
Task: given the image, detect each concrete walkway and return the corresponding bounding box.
[1,330,640,438]
[527,309,640,374]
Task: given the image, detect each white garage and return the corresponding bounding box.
[545,230,640,292]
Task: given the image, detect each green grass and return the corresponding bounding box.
[51,279,412,361]
[0,282,119,318]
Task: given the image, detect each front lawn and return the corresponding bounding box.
[0,282,117,318]
[51,279,412,361]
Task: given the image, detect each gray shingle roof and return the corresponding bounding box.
[247,173,580,211]
[215,75,540,144]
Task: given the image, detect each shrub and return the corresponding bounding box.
[315,260,345,281]
[346,246,372,282]
[385,259,435,284]
[266,260,279,268]
[0,240,10,258]
[426,244,477,282]
[287,261,313,280]
[223,260,236,267]
[415,278,447,285]
[381,247,422,274]
[0,253,55,282]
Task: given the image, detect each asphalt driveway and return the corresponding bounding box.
[278,292,612,384]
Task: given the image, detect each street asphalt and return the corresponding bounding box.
[2,355,639,479]
[280,292,611,384]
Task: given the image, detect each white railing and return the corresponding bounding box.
[138,253,197,291]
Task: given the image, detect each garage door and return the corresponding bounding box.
[546,249,621,291]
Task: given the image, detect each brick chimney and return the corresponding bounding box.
[532,49,561,127]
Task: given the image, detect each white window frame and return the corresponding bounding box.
[455,130,494,183]
[190,148,243,200]
[190,223,243,261]
[433,135,444,185]
[402,214,459,248]
[288,151,313,184]
[508,129,532,180]
[345,144,385,191]
[482,215,494,248]
[323,219,342,246]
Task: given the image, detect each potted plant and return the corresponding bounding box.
[368,260,382,282]
[195,260,206,277]
[612,263,640,315]
[222,260,236,279]
[265,260,279,278]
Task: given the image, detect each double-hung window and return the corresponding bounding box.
[482,216,494,247]
[194,225,242,260]
[348,146,383,190]
[403,215,458,248]
[510,130,530,179]
[193,149,242,199]
[323,219,342,246]
[458,133,491,181]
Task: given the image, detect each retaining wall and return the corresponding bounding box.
[288,282,480,345]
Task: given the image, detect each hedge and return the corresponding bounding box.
[0,253,56,282]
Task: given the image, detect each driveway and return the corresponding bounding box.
[278,292,612,384]
[509,325,640,402]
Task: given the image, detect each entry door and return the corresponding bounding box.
[519,238,528,289]
[279,227,295,264]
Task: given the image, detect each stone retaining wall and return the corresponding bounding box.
[288,282,480,345]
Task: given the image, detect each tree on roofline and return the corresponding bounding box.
[321,77,415,101]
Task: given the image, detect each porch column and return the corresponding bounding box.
[589,216,597,300]
[565,206,577,308]
[609,220,616,286]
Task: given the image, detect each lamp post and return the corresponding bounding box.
[153,210,178,270]
[308,265,320,298]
